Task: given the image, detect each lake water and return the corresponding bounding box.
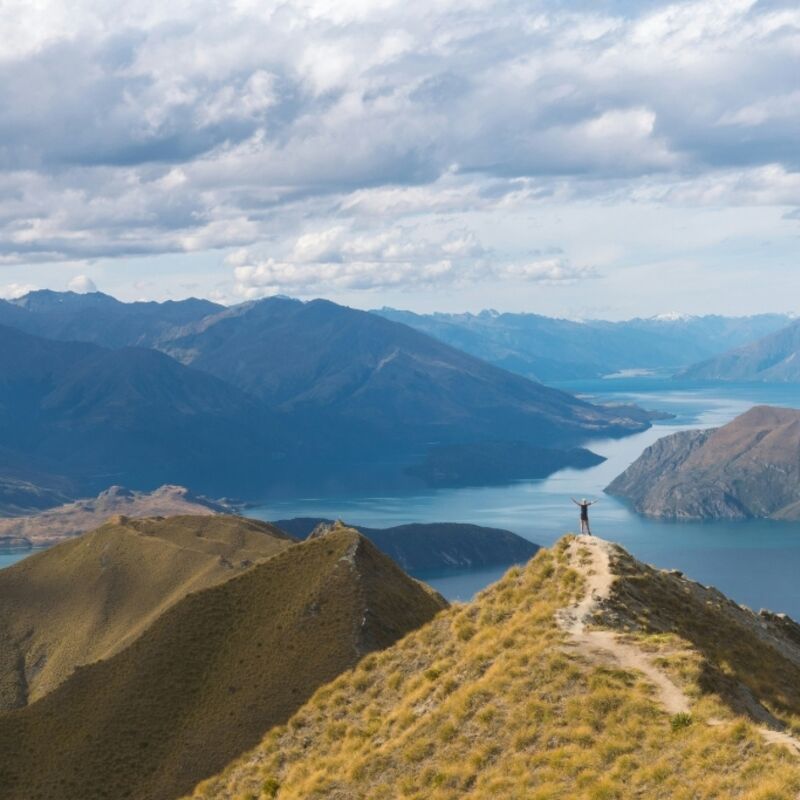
[247,379,800,614]
[3,378,800,615]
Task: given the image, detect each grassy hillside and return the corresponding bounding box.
[0,528,445,800]
[190,536,800,800]
[0,515,292,709]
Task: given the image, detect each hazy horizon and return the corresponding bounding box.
[5,285,800,324]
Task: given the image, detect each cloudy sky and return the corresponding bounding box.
[0,0,798,318]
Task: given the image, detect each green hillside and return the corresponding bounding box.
[190,536,800,800]
[0,515,292,709]
[0,528,446,800]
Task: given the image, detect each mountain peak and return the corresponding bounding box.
[12,289,120,310]
[0,521,445,800]
[189,534,800,799]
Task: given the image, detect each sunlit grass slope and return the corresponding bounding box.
[0,528,445,800]
[599,545,800,736]
[0,514,292,710]
[190,537,800,800]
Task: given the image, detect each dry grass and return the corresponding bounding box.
[189,538,800,800]
[0,515,293,709]
[0,528,445,800]
[598,548,800,736]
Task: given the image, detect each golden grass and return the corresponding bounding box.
[0,528,445,800]
[0,515,293,709]
[599,548,800,734]
[189,538,800,800]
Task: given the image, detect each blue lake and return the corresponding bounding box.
[3,378,800,614]
[247,379,800,613]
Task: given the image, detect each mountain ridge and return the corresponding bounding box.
[680,319,800,382]
[1,290,222,348]
[0,526,446,800]
[188,534,800,799]
[0,324,285,500]
[157,296,653,451]
[0,515,293,710]
[272,518,539,572]
[376,307,793,381]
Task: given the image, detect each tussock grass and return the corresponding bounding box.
[189,537,800,799]
[0,528,445,800]
[600,548,800,733]
[0,515,293,709]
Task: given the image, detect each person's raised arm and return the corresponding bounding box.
[571,498,580,506]
[589,499,601,506]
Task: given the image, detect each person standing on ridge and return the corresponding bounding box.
[572,497,599,535]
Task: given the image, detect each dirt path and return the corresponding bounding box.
[558,535,800,762]
[557,536,689,715]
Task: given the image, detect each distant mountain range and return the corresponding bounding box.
[3,289,789,508]
[607,406,800,520]
[376,308,793,381]
[0,289,221,348]
[0,324,284,501]
[0,519,444,800]
[679,319,800,382]
[156,297,651,451]
[0,292,660,505]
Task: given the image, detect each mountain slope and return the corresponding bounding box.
[0,515,293,709]
[606,406,800,520]
[273,518,539,571]
[0,290,222,348]
[159,297,652,451]
[0,457,74,517]
[189,535,800,800]
[680,319,800,382]
[0,528,446,800]
[377,308,793,381]
[0,324,284,498]
[0,485,228,547]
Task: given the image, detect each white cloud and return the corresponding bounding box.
[0,0,796,303]
[499,260,599,285]
[0,281,37,299]
[67,274,98,293]
[230,224,594,297]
